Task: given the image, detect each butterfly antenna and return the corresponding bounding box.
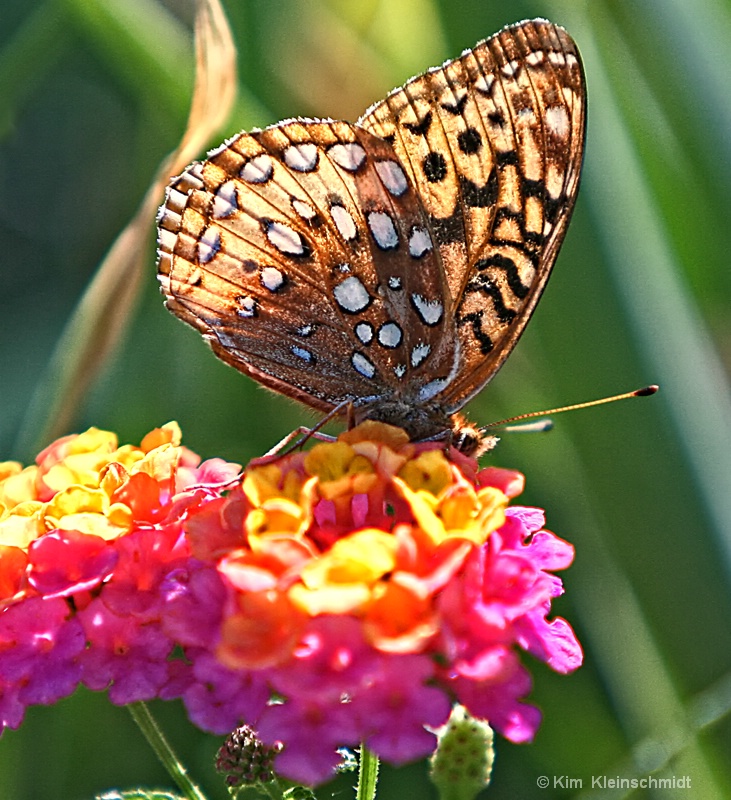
[483,385,659,432]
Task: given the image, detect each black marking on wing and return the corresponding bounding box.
[464,274,517,324]
[441,94,469,115]
[404,111,433,136]
[460,171,498,208]
[476,254,530,299]
[458,311,494,355]
[423,151,448,182]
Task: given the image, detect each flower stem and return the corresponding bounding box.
[356,745,379,800]
[127,701,208,800]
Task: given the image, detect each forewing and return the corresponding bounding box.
[359,19,586,411]
[157,120,456,411]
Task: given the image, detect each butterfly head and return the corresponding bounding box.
[355,399,497,457]
[449,415,499,458]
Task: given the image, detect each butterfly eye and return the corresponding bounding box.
[157,19,586,452]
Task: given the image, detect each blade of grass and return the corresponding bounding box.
[561,1,731,582]
[15,0,237,456]
[545,3,729,794]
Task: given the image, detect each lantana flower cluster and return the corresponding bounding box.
[0,420,582,785]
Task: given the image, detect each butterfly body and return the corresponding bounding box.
[157,19,586,453]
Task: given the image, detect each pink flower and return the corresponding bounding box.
[178,420,582,782]
[0,423,241,729]
[0,420,582,786]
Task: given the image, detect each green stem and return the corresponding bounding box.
[355,745,379,800]
[127,701,208,800]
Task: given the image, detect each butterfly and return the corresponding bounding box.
[157,18,586,455]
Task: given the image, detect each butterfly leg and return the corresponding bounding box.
[250,427,337,464]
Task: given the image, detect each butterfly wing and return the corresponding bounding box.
[157,119,457,412]
[158,19,586,437]
[358,19,586,412]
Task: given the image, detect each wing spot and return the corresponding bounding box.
[418,378,449,402]
[175,165,204,192]
[291,345,315,363]
[284,142,319,172]
[545,106,570,138]
[197,227,220,264]
[403,111,433,136]
[212,180,238,219]
[411,342,430,367]
[517,106,536,122]
[423,151,447,183]
[355,321,374,344]
[375,160,409,196]
[159,208,182,234]
[260,266,286,293]
[166,188,189,215]
[411,293,443,326]
[236,295,257,318]
[328,142,366,171]
[394,364,407,379]
[441,93,468,114]
[297,323,315,336]
[377,321,403,349]
[266,221,306,256]
[352,351,376,379]
[158,226,178,254]
[367,211,399,250]
[474,74,496,95]
[240,154,273,183]
[388,276,402,290]
[334,275,371,313]
[526,50,545,67]
[457,127,482,155]
[408,226,433,258]
[488,110,506,128]
[292,198,317,220]
[331,204,358,241]
[548,51,567,66]
[502,59,521,77]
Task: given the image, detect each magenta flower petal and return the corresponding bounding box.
[27,530,117,598]
[77,598,174,703]
[257,699,361,786]
[159,563,227,649]
[0,681,26,732]
[450,648,541,743]
[0,597,84,705]
[355,654,451,763]
[269,616,380,702]
[515,610,583,674]
[181,651,269,734]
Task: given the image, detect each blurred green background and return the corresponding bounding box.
[1,0,730,798]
